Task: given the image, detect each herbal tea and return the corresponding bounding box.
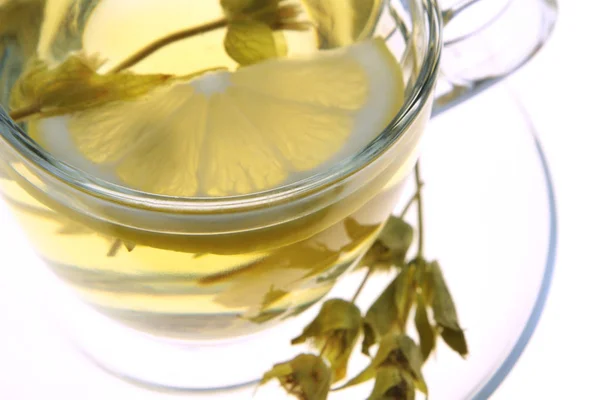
[0,0,426,339]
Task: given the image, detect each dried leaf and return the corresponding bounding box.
[367,367,415,400]
[248,309,286,324]
[379,217,414,256]
[394,264,416,330]
[123,241,136,252]
[262,285,288,308]
[362,279,396,355]
[359,241,392,271]
[10,53,172,118]
[339,334,427,395]
[220,0,279,17]
[381,335,427,395]
[342,218,380,253]
[428,261,468,356]
[359,217,414,272]
[292,299,361,382]
[261,354,332,400]
[221,0,309,31]
[429,261,460,330]
[440,326,468,357]
[224,20,283,66]
[362,265,415,355]
[414,294,435,361]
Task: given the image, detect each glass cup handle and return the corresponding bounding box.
[432,0,558,116]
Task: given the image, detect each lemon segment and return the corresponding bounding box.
[35,37,404,197]
[200,93,288,196]
[227,87,353,171]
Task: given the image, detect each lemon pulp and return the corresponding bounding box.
[33,38,404,197]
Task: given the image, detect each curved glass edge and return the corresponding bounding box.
[471,93,558,399]
[0,0,443,213]
[432,0,558,118]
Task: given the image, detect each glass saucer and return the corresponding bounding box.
[0,82,556,399]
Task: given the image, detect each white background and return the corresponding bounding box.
[494,0,600,398]
[0,0,597,398]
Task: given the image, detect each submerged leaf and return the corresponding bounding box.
[221,0,310,31]
[104,239,136,257]
[224,20,283,66]
[414,294,435,361]
[123,241,136,252]
[261,354,331,400]
[10,54,171,119]
[367,367,415,400]
[428,261,468,357]
[262,285,288,308]
[343,218,380,252]
[292,299,361,382]
[247,309,286,324]
[220,0,279,17]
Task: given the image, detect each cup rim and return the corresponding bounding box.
[0,0,443,213]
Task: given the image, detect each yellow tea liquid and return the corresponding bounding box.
[0,0,425,340]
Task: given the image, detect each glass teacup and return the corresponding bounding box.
[0,0,557,392]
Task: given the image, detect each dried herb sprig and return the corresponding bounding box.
[1,2,468,397]
[260,161,468,399]
[8,0,310,122]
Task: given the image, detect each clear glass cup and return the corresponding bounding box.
[0,0,557,392]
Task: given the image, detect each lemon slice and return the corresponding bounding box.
[34,38,404,197]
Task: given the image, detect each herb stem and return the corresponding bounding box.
[107,239,122,257]
[7,18,229,123]
[9,103,41,123]
[415,161,425,258]
[109,18,228,73]
[399,191,420,219]
[319,339,330,357]
[351,267,373,303]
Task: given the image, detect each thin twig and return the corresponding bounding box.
[109,18,228,73]
[399,191,420,219]
[415,161,425,258]
[9,103,41,123]
[107,239,122,257]
[351,267,374,303]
